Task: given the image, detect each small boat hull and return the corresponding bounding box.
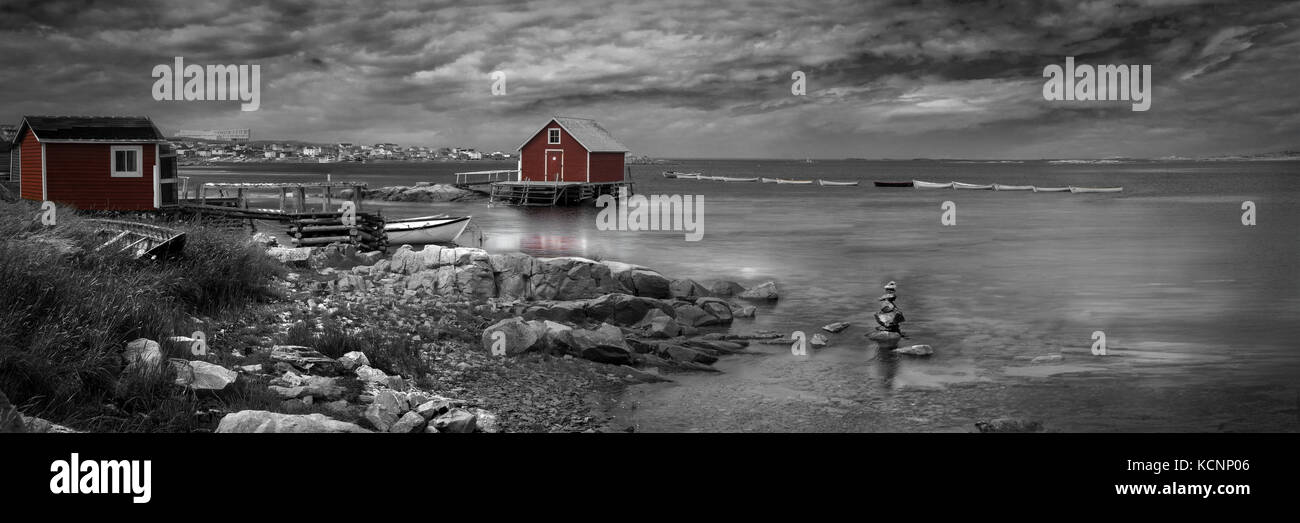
[662,171,701,179]
[994,184,1034,191]
[1033,186,1071,192]
[775,179,814,184]
[952,182,994,190]
[760,177,779,183]
[717,176,759,182]
[1069,186,1123,193]
[913,180,953,189]
[874,181,914,187]
[818,179,859,186]
[385,216,471,245]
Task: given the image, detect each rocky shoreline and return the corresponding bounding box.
[6,240,785,434]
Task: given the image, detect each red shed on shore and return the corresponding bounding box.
[516,117,628,183]
[10,116,177,210]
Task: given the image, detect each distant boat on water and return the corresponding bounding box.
[1032,186,1071,192]
[760,177,779,183]
[913,180,953,189]
[717,176,759,182]
[952,181,994,190]
[1069,186,1124,193]
[818,179,859,186]
[993,184,1034,191]
[874,180,914,187]
[662,171,701,179]
[775,178,814,184]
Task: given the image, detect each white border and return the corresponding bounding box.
[111,145,144,178]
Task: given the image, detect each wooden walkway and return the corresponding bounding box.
[488,181,634,206]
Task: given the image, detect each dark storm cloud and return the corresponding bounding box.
[0,0,1296,158]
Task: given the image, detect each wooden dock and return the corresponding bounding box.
[174,180,388,251]
[488,181,634,206]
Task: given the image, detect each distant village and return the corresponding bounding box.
[166,129,515,165]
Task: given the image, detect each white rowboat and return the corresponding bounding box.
[385,215,471,245]
[818,179,860,186]
[775,178,814,184]
[913,180,953,189]
[717,176,759,182]
[1069,186,1123,193]
[1032,186,1071,192]
[952,182,994,190]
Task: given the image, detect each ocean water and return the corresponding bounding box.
[182,159,1300,432]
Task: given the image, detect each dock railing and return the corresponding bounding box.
[454,169,518,186]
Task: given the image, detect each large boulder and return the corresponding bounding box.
[481,317,544,356]
[455,264,497,300]
[669,279,710,299]
[582,293,675,326]
[184,361,239,391]
[634,309,681,338]
[693,297,735,325]
[531,257,621,300]
[216,410,371,433]
[363,402,401,432]
[390,411,428,433]
[521,301,588,324]
[431,408,478,433]
[562,323,633,364]
[706,280,746,297]
[737,281,779,301]
[266,247,314,268]
[601,261,670,298]
[491,253,539,300]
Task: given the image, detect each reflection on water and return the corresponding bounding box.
[187,159,1300,432]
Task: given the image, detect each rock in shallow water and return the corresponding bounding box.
[737,281,779,301]
[893,344,933,356]
[822,322,850,333]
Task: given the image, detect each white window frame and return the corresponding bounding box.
[111,145,143,178]
[547,128,561,145]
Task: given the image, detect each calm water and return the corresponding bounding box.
[183,159,1300,432]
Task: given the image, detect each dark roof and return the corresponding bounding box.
[516,116,629,152]
[19,116,165,143]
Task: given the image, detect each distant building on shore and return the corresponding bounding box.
[517,117,628,182]
[11,116,177,210]
[175,128,251,141]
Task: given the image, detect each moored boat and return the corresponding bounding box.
[952,181,994,190]
[775,178,814,184]
[993,184,1034,191]
[913,180,953,189]
[818,179,859,186]
[717,176,759,182]
[1032,186,1070,192]
[760,177,779,183]
[874,181,914,187]
[1069,186,1123,193]
[385,215,471,245]
[661,170,702,179]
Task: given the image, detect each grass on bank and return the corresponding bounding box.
[0,200,283,431]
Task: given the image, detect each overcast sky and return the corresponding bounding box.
[1,0,1297,159]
